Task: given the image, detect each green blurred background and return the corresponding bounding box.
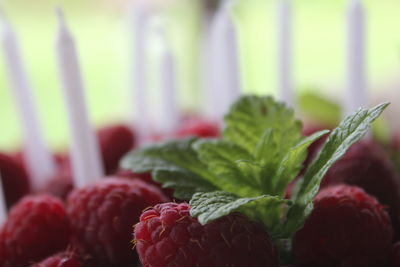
[0,0,399,151]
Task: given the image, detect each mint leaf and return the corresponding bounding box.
[295,103,389,202]
[120,137,218,199]
[152,169,216,200]
[255,127,304,194]
[280,103,389,237]
[192,96,304,196]
[190,191,290,238]
[193,139,261,197]
[224,95,301,155]
[272,130,330,196]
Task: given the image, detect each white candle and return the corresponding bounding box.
[277,0,294,107]
[210,0,242,117]
[128,2,151,143]
[55,8,104,188]
[0,11,56,190]
[0,174,7,225]
[345,0,367,116]
[157,27,179,135]
[201,10,218,120]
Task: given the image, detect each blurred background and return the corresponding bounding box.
[0,0,399,151]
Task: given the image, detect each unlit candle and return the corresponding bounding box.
[276,0,294,107]
[55,8,104,188]
[210,0,242,117]
[345,0,367,116]
[0,174,7,225]
[128,3,151,143]
[0,11,56,190]
[157,27,179,135]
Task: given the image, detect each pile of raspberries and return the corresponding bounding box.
[0,122,399,267]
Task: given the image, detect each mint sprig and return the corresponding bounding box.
[190,191,290,235]
[224,96,301,154]
[271,130,329,196]
[120,137,218,199]
[121,95,388,240]
[279,102,389,237]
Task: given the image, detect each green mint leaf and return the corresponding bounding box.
[152,169,216,200]
[190,191,290,238]
[224,95,302,155]
[120,137,218,199]
[254,127,304,194]
[215,95,304,195]
[272,130,330,196]
[295,103,389,202]
[280,103,389,237]
[193,139,260,197]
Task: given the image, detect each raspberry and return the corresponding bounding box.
[293,185,393,266]
[0,194,71,267]
[44,166,74,200]
[134,202,279,267]
[116,170,174,199]
[391,242,400,267]
[321,140,400,239]
[0,152,30,208]
[67,178,168,266]
[13,150,70,177]
[175,117,220,138]
[97,124,135,174]
[31,251,81,267]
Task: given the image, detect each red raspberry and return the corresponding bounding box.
[0,194,71,267]
[67,178,168,266]
[134,202,279,267]
[116,170,174,199]
[44,166,74,200]
[321,140,400,239]
[0,152,30,208]
[13,150,70,179]
[31,251,81,267]
[391,242,400,267]
[175,117,220,138]
[293,185,393,266]
[97,124,135,174]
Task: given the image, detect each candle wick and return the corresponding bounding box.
[0,8,11,37]
[55,6,68,31]
[349,0,363,10]
[222,0,237,11]
[154,25,168,47]
[0,6,7,22]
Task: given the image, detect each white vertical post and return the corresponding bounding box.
[0,11,56,190]
[157,27,179,135]
[55,8,104,188]
[345,0,367,117]
[128,3,151,142]
[277,0,294,107]
[0,174,7,225]
[210,0,242,118]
